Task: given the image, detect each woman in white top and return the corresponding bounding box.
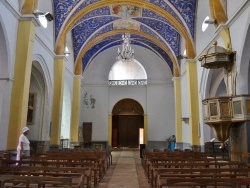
[16,127,30,161]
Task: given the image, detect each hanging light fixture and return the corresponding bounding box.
[116,33,134,62]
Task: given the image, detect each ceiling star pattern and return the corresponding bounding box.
[72,16,119,61]
[53,0,81,39]
[135,17,180,55]
[168,0,197,38]
[74,6,111,27]
[53,0,197,74]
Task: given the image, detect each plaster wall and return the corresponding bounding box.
[0,2,19,150]
[31,41,54,142]
[61,81,72,140]
[230,5,250,94]
[81,86,109,141]
[147,84,175,141]
[180,68,190,145]
[81,45,175,145]
[0,1,18,76]
[195,0,217,57]
[7,0,19,12]
[227,0,247,20]
[36,0,54,50]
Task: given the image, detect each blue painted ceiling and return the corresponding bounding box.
[53,0,197,74]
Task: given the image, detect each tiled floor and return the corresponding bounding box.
[98,149,150,188]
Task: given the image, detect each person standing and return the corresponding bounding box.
[16,127,30,162]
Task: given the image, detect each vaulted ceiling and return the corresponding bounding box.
[53,0,197,76]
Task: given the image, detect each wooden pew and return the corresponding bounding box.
[142,149,250,188]
[0,149,113,187]
[1,166,93,187]
[0,159,97,187]
[154,168,250,188]
[158,177,250,188]
[0,175,72,188]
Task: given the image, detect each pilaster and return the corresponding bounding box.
[70,75,82,142]
[7,16,36,149]
[144,115,148,145]
[50,55,65,145]
[186,60,200,147]
[108,114,112,147]
[172,77,182,142]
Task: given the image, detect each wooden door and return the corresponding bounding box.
[112,115,143,148]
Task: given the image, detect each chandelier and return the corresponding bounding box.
[116,33,134,62]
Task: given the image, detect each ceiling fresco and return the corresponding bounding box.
[53,0,197,74]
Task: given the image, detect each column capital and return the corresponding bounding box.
[74,75,83,79]
[20,15,40,27]
[172,77,180,81]
[185,58,196,63]
[54,55,66,60]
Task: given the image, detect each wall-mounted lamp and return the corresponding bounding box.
[44,12,54,21]
[176,54,187,60]
[204,19,217,24]
[181,117,189,124]
[33,10,54,28]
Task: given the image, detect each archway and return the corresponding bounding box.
[112,98,144,148]
[0,18,10,150]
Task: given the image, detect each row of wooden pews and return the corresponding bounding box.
[142,149,250,188]
[0,148,112,188]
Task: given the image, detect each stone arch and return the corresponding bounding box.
[238,17,250,94]
[0,17,11,150]
[200,68,226,99]
[32,55,52,141]
[27,61,49,142]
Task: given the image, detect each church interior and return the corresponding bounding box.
[1,0,250,187]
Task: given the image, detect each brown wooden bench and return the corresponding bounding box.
[1,166,93,187]
[0,159,98,187]
[158,177,250,188]
[154,168,250,188]
[0,175,72,188]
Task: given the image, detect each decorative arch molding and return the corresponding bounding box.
[112,98,144,116]
[75,29,179,77]
[32,55,52,141]
[199,68,210,99]
[55,0,195,59]
[209,70,225,97]
[0,18,11,150]
[0,17,10,79]
[200,68,226,99]
[238,20,250,94]
[30,63,46,133]
[33,54,52,92]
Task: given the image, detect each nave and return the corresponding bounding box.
[98,150,149,188]
[2,149,250,187]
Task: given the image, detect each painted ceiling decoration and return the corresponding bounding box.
[53,0,197,75]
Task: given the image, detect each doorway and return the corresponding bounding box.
[112,99,144,148]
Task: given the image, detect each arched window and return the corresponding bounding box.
[108,58,147,86]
